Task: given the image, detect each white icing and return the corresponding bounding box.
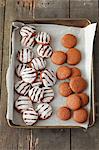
[41,69,56,87]
[29,86,44,103]
[42,87,54,103]
[15,96,33,113]
[15,80,30,95]
[21,68,37,84]
[16,63,27,77]
[30,57,46,71]
[20,25,36,37]
[36,103,52,119]
[23,108,38,125]
[36,32,50,45]
[21,35,35,49]
[18,48,34,63]
[37,44,53,58]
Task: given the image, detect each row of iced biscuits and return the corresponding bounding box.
[14,24,57,125]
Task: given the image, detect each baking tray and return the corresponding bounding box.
[7,18,95,129]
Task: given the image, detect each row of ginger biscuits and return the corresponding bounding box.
[51,34,89,123]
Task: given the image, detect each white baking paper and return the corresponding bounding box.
[6,21,97,129]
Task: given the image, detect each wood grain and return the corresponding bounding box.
[70,0,98,22]
[34,0,69,18]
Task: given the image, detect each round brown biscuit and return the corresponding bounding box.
[70,67,81,79]
[57,66,71,80]
[78,93,89,106]
[51,51,67,65]
[66,94,81,110]
[73,108,88,123]
[66,48,81,65]
[57,106,71,120]
[59,82,73,97]
[70,76,87,93]
[61,34,77,48]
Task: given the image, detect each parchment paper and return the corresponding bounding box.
[6,22,97,129]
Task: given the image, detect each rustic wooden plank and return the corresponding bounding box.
[34,0,69,18]
[70,0,99,150]
[0,0,5,101]
[70,0,98,22]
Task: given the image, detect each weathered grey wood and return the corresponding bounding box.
[34,0,69,18]
[70,0,98,22]
[70,1,99,150]
[0,0,5,100]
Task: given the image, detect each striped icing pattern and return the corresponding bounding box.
[21,68,37,84]
[17,48,34,64]
[23,108,38,126]
[31,71,43,87]
[30,57,46,71]
[20,25,36,37]
[15,96,33,113]
[15,80,30,95]
[41,69,56,87]
[21,35,35,49]
[37,44,53,58]
[36,32,50,45]
[15,63,27,77]
[29,86,44,103]
[42,87,54,103]
[36,103,52,119]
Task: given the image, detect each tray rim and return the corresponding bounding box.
[6,18,95,129]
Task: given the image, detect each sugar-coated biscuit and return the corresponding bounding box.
[78,93,89,106]
[59,82,73,97]
[70,76,87,93]
[56,66,71,80]
[21,68,37,84]
[36,103,52,120]
[61,34,77,48]
[17,48,34,64]
[42,87,54,103]
[70,67,81,79]
[66,94,81,110]
[29,86,44,103]
[57,106,71,120]
[66,48,81,65]
[36,32,50,45]
[73,108,88,123]
[41,69,56,87]
[51,51,67,65]
[20,25,36,37]
[30,57,46,71]
[21,34,35,49]
[15,80,30,96]
[15,64,27,78]
[23,108,38,126]
[37,44,53,58]
[15,96,33,113]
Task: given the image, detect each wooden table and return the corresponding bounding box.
[0,0,99,149]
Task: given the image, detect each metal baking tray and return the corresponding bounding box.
[7,18,95,129]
